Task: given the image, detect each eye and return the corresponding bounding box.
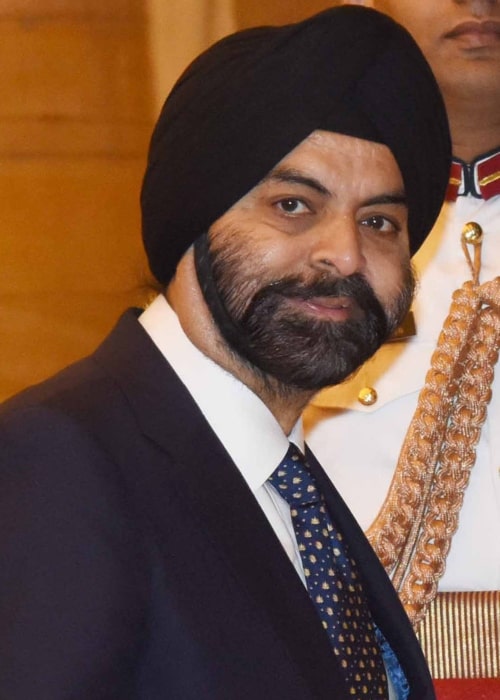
[275,198,311,215]
[360,214,400,235]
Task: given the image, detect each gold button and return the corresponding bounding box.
[462,221,483,245]
[358,387,377,406]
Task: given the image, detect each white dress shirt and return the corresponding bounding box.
[139,295,306,583]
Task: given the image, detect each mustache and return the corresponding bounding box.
[242,273,385,324]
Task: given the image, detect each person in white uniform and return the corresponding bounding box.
[305,0,500,692]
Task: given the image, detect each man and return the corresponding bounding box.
[0,7,450,699]
[306,0,500,695]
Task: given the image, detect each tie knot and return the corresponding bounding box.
[269,443,321,506]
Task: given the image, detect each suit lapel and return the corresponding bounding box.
[92,311,351,698]
[93,310,433,699]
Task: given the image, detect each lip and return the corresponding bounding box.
[286,295,361,321]
[445,20,500,48]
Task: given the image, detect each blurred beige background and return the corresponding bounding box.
[1,0,333,400]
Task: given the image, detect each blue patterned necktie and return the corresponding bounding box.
[269,443,388,699]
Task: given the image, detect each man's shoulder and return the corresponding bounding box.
[0,314,154,515]
[0,351,107,426]
[0,358,117,483]
[0,308,144,423]
[0,309,143,453]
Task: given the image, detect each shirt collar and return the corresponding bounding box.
[445,146,500,201]
[139,295,303,492]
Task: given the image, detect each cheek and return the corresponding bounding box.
[365,246,410,302]
[210,233,286,312]
[256,238,302,274]
[232,232,303,281]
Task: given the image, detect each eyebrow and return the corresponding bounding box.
[262,168,407,207]
[361,192,407,207]
[262,167,331,196]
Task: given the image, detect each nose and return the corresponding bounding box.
[307,219,366,278]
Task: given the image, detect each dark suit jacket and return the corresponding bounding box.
[0,310,435,699]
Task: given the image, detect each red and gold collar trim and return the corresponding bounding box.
[445,147,500,201]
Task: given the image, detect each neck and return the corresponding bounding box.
[167,250,313,436]
[242,376,313,437]
[444,91,500,162]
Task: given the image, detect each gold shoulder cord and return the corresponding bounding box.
[367,222,500,627]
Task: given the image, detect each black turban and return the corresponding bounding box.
[141,5,451,284]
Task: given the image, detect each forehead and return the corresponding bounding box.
[267,129,403,194]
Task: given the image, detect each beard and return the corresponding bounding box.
[194,233,415,393]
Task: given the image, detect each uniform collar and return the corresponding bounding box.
[445,147,500,201]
